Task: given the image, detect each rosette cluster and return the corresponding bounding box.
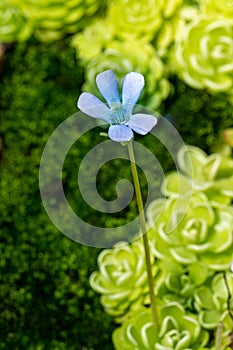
[0,0,31,43]
[90,144,233,349]
[108,0,164,41]
[147,192,233,270]
[2,0,233,102]
[163,145,233,204]
[174,16,233,95]
[108,0,183,43]
[20,0,102,42]
[113,303,210,349]
[90,241,159,322]
[148,145,233,272]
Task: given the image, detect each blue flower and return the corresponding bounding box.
[77,70,157,142]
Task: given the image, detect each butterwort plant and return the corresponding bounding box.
[77,70,159,326]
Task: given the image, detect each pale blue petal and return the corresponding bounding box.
[122,72,145,113]
[77,92,112,122]
[127,114,157,135]
[96,70,120,107]
[108,125,134,142]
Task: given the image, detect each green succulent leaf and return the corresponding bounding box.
[199,310,222,329]
[188,262,209,285]
[194,286,216,309]
[202,0,233,19]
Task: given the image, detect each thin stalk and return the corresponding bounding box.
[223,272,233,321]
[215,322,222,350]
[127,141,159,327]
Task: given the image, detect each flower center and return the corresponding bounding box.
[110,103,130,124]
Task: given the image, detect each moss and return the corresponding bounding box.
[165,78,233,152]
[0,39,115,349]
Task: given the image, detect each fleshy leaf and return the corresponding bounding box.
[170,247,197,264]
[199,310,221,329]
[162,172,192,196]
[195,286,216,309]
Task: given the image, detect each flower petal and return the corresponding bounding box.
[108,125,134,142]
[127,114,157,135]
[96,70,120,107]
[122,72,145,113]
[77,92,112,122]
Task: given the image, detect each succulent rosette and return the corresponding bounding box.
[153,16,181,57]
[108,0,185,42]
[194,272,233,330]
[0,0,32,43]
[71,19,114,62]
[163,145,233,204]
[202,0,233,19]
[113,302,209,349]
[152,0,190,56]
[20,0,101,42]
[82,39,170,109]
[174,15,233,95]
[158,258,211,308]
[108,0,187,56]
[89,240,159,322]
[108,0,164,41]
[113,307,159,350]
[71,0,191,60]
[147,192,233,270]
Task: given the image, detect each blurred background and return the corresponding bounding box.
[0,0,232,348]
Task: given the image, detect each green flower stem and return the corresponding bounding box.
[127,141,159,327]
[215,322,222,350]
[223,272,233,321]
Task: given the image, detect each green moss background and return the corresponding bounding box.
[0,38,232,349]
[0,40,115,350]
